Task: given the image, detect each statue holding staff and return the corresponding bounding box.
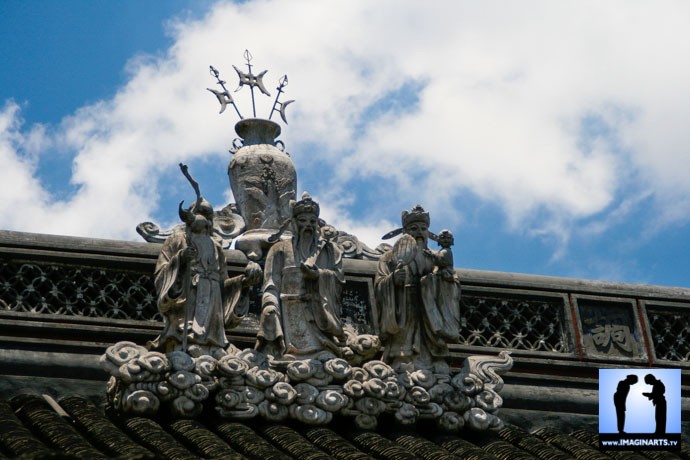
[149,164,261,356]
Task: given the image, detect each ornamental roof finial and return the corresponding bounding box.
[207,50,295,123]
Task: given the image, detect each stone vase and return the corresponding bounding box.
[229,118,296,260]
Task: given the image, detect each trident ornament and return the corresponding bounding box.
[269,75,295,124]
[208,50,294,123]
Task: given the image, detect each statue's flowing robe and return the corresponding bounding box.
[149,230,249,351]
[257,238,345,357]
[375,248,461,367]
[433,248,462,340]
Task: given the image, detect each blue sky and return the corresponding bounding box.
[2,1,690,287]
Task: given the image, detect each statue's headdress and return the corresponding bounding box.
[268,192,320,243]
[382,204,432,240]
[401,205,430,227]
[292,192,320,218]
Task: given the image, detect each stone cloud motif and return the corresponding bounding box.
[102,341,512,431]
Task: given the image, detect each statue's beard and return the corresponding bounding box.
[190,216,212,235]
[297,226,318,259]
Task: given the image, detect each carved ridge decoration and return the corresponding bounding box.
[578,301,640,358]
[591,324,634,354]
[102,341,513,431]
[0,260,380,337]
[138,218,393,260]
[7,259,690,365]
[137,203,246,249]
[647,307,690,362]
[0,260,160,321]
[459,294,570,353]
[326,227,393,261]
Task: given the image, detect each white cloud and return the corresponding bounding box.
[2,0,690,257]
[0,102,53,230]
[316,192,396,253]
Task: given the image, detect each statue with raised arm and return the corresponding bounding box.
[148,164,262,357]
[375,206,461,372]
[256,192,346,358]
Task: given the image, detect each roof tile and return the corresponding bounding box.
[436,436,497,460]
[0,401,54,458]
[212,421,292,460]
[59,396,154,459]
[388,432,460,460]
[301,427,374,460]
[169,419,247,459]
[531,426,611,460]
[569,429,648,460]
[1,394,686,460]
[496,425,572,460]
[10,395,108,459]
[119,416,200,459]
[260,424,333,460]
[349,431,420,460]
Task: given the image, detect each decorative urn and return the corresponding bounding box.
[229,118,296,260]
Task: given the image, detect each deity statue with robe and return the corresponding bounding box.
[375,205,461,372]
[256,192,346,358]
[149,165,261,357]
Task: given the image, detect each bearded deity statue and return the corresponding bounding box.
[102,54,513,430]
[375,205,461,372]
[255,192,346,358]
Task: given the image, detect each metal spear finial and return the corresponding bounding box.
[207,65,243,119]
[269,74,295,124]
[233,49,270,118]
[207,51,294,123]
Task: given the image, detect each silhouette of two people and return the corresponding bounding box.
[613,373,666,434]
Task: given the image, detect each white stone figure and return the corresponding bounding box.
[149,195,261,356]
[375,206,461,372]
[256,192,346,358]
[427,229,462,340]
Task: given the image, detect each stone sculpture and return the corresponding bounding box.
[101,342,513,432]
[255,192,346,358]
[137,54,390,262]
[101,52,513,432]
[102,340,511,429]
[428,229,458,279]
[148,164,261,357]
[228,118,297,261]
[104,184,510,432]
[375,205,461,372]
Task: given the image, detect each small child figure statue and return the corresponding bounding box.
[418,228,462,345]
[429,229,459,282]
